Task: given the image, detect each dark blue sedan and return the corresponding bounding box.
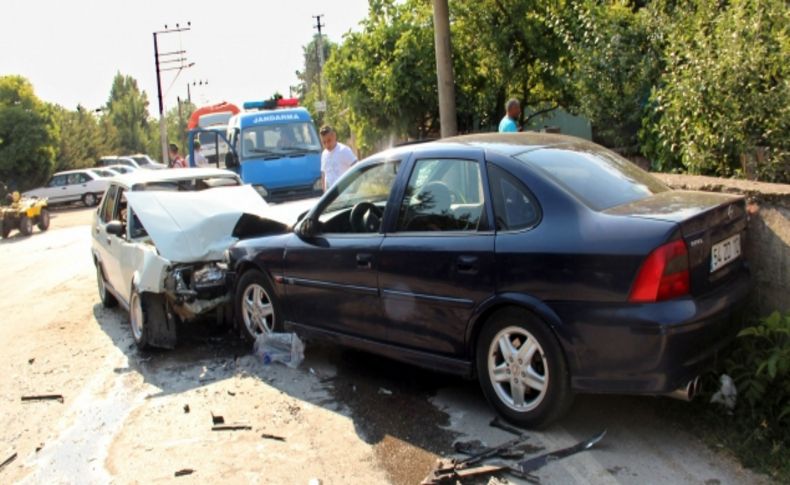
[227,133,751,427]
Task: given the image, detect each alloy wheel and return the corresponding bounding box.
[487,325,549,412]
[241,283,274,337]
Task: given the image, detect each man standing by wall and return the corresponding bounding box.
[498,98,522,133]
[320,125,357,190]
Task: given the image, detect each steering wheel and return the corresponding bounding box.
[349,202,384,233]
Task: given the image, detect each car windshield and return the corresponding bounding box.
[517,147,669,211]
[240,122,321,160]
[133,176,241,191]
[131,156,152,166]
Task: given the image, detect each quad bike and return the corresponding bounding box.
[0,191,50,238]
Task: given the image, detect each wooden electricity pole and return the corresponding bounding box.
[432,0,457,137]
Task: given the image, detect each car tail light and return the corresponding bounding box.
[629,239,690,302]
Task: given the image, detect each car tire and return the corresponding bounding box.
[37,209,50,231]
[96,263,118,308]
[235,269,281,342]
[19,215,33,236]
[129,289,155,349]
[476,308,573,428]
[82,193,97,207]
[0,221,10,239]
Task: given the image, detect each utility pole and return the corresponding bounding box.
[312,14,327,119]
[187,79,208,105]
[432,0,457,137]
[153,22,192,163]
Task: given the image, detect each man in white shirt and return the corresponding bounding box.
[320,125,357,190]
[188,140,209,168]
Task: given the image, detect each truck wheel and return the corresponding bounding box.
[476,308,574,429]
[235,270,281,342]
[37,209,50,231]
[19,215,33,236]
[96,263,118,308]
[82,193,97,207]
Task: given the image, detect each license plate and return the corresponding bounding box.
[710,234,741,273]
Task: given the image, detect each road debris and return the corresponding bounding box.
[1,451,17,472]
[174,468,194,477]
[254,332,305,368]
[27,358,35,365]
[227,390,236,397]
[308,479,322,485]
[516,429,607,474]
[490,417,528,437]
[710,374,737,411]
[211,413,224,425]
[21,394,64,403]
[183,404,190,414]
[261,433,286,442]
[422,429,607,484]
[212,425,252,432]
[378,387,393,395]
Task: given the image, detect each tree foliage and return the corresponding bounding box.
[554,1,660,151]
[0,75,59,190]
[640,0,790,181]
[105,72,156,155]
[53,105,116,172]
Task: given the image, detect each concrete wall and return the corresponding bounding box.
[655,173,790,316]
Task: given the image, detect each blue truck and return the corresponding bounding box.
[188,98,323,202]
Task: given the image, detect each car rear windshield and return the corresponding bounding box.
[516,147,669,211]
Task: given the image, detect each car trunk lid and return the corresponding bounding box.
[605,190,748,296]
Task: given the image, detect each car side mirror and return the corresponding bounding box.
[296,210,309,223]
[225,152,239,168]
[106,220,125,237]
[295,217,318,239]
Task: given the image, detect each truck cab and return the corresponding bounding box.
[189,99,323,203]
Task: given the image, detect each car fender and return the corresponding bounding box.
[132,250,170,294]
[465,292,565,355]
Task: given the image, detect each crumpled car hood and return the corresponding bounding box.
[126,185,280,263]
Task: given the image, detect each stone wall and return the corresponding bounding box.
[654,173,790,316]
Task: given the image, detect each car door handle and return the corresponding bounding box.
[456,255,479,274]
[356,253,374,269]
[106,237,112,245]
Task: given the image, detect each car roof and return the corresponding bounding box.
[53,168,103,176]
[109,168,240,188]
[372,132,601,160]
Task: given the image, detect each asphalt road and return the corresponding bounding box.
[0,205,768,484]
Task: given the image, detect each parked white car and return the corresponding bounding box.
[23,168,113,206]
[98,155,166,170]
[90,168,290,349]
[103,164,138,175]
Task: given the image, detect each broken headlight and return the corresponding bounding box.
[193,263,227,289]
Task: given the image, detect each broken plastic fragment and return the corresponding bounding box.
[710,374,737,410]
[253,332,305,369]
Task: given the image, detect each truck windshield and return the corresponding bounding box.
[240,122,321,160]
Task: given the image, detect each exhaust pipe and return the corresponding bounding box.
[664,376,700,401]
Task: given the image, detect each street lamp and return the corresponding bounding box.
[153,22,192,164]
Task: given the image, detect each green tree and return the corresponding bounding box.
[53,105,115,171]
[105,72,156,155]
[640,0,790,181]
[0,75,59,190]
[165,99,195,156]
[553,1,660,151]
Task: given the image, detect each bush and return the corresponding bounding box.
[724,312,790,430]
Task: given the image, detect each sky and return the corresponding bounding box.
[0,0,370,115]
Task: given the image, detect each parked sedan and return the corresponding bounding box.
[226,133,751,427]
[23,168,113,206]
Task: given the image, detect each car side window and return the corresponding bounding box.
[100,186,119,223]
[49,175,66,187]
[488,164,540,231]
[316,160,400,234]
[397,158,484,232]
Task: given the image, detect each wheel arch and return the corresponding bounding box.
[465,293,566,363]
